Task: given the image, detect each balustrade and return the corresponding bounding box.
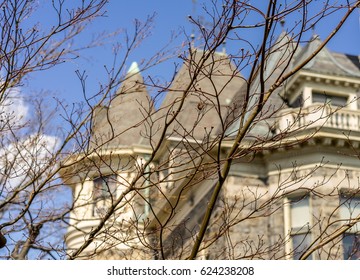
[276,104,360,133]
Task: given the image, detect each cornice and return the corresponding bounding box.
[282,70,360,98]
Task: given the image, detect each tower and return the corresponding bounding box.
[61,62,154,259]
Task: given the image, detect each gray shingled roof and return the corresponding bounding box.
[160,50,245,141]
[294,35,360,77]
[89,35,360,150]
[225,32,297,138]
[90,62,153,150]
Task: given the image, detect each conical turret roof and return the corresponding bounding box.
[159,50,245,140]
[90,62,152,150]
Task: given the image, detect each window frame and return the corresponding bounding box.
[339,194,360,260]
[284,194,313,260]
[92,174,118,217]
[343,233,360,260]
[311,90,349,108]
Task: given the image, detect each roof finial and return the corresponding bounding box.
[280,18,285,30]
[222,40,226,54]
[190,0,197,49]
[311,23,319,39]
[128,61,140,75]
[191,33,195,49]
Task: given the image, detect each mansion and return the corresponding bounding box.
[61,33,360,260]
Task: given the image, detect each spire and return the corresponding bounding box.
[222,40,226,54]
[280,19,285,30]
[118,61,146,95]
[311,23,317,38]
[128,61,140,75]
[93,61,151,148]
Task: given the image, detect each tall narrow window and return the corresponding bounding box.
[340,195,360,260]
[284,195,312,260]
[92,174,117,216]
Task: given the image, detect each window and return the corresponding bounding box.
[343,234,360,260]
[92,174,117,216]
[312,91,347,107]
[93,174,117,200]
[284,195,312,260]
[340,195,360,260]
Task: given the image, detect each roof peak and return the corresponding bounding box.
[128,61,140,75]
[117,61,147,95]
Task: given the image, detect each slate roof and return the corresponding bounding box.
[160,50,245,141]
[225,32,297,138]
[89,34,360,150]
[89,62,153,150]
[294,35,360,78]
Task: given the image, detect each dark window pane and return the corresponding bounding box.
[93,175,117,200]
[343,234,360,260]
[312,92,347,107]
[292,233,312,260]
[340,196,360,233]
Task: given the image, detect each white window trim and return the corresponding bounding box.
[339,194,360,259]
[283,195,314,260]
[339,194,360,233]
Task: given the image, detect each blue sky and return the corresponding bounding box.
[26,1,194,104]
[25,1,360,106]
